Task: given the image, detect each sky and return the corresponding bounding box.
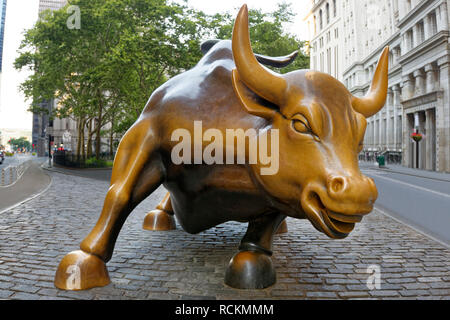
[0,0,39,131]
[179,0,310,37]
[0,0,309,131]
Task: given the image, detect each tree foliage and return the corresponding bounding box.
[8,137,31,151]
[208,3,310,73]
[15,1,309,158]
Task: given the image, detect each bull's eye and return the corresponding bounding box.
[293,120,309,133]
[291,115,312,135]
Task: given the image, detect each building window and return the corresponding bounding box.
[326,3,330,24]
[313,15,317,35]
[319,9,323,30]
[429,12,437,35]
[333,0,337,17]
[407,29,414,49]
[417,21,425,44]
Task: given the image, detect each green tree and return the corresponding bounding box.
[15,0,209,158]
[208,3,310,73]
[15,1,309,159]
[8,137,31,152]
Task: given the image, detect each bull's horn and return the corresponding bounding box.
[352,46,390,118]
[232,4,287,106]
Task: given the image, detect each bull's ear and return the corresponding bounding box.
[231,69,277,120]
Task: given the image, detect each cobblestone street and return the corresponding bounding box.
[0,171,449,300]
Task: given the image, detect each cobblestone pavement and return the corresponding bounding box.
[0,171,449,300]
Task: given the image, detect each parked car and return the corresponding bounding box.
[0,151,4,164]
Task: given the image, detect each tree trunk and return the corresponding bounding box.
[109,112,115,158]
[86,119,93,159]
[95,92,104,160]
[80,121,85,160]
[76,118,83,159]
[81,122,86,160]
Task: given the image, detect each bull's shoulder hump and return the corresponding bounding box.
[198,40,233,65]
[142,40,235,113]
[161,42,234,92]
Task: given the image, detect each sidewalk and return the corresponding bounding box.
[359,161,450,182]
[43,164,112,182]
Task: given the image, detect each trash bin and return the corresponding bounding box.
[377,155,385,168]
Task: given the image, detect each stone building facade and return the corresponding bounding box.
[305,0,450,172]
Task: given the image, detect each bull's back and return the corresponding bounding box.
[144,40,265,132]
[139,41,273,233]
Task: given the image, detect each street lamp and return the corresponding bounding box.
[48,119,53,168]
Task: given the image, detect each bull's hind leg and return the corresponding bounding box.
[225,213,285,289]
[143,192,176,231]
[55,118,163,290]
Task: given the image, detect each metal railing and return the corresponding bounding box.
[0,161,31,187]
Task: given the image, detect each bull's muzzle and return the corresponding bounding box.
[301,174,378,239]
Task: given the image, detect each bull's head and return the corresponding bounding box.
[232,5,388,239]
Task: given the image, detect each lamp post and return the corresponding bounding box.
[414,113,420,169]
[48,119,53,168]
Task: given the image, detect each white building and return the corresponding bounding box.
[38,0,66,14]
[305,0,343,81]
[305,0,450,173]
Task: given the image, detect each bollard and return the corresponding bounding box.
[9,167,13,185]
[1,169,4,186]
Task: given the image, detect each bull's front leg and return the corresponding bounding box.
[224,212,286,289]
[54,118,163,290]
[143,192,176,231]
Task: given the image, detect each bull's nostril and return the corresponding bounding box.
[330,177,345,193]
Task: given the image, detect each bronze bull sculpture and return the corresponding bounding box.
[55,5,389,290]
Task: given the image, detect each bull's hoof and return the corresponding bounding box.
[275,219,288,235]
[143,209,176,231]
[54,250,110,290]
[224,250,276,289]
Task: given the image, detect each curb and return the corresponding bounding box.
[376,205,450,249]
[375,167,450,183]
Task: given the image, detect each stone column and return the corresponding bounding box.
[392,85,400,149]
[401,33,408,54]
[414,69,426,96]
[402,76,415,100]
[378,114,383,150]
[441,2,449,30]
[419,112,426,169]
[425,109,435,170]
[425,63,436,93]
[437,2,450,32]
[395,47,401,64]
[413,23,421,46]
[386,88,393,149]
[424,14,431,40]
[403,112,414,168]
[368,120,373,148]
[437,57,450,172]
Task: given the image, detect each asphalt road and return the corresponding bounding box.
[360,164,450,246]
